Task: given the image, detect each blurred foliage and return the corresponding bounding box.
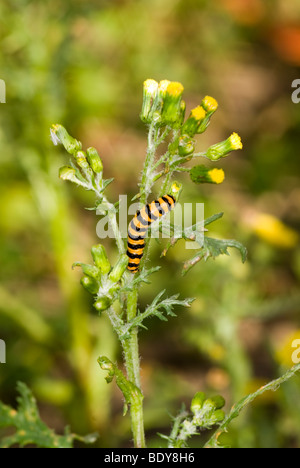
[0,0,300,448]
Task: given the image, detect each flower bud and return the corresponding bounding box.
[108,254,129,283]
[50,124,82,155]
[210,409,225,424]
[140,79,159,123]
[202,96,218,114]
[151,80,171,123]
[182,106,206,137]
[191,392,206,414]
[161,81,184,125]
[169,181,183,201]
[190,165,225,185]
[91,244,111,274]
[73,262,100,279]
[74,150,90,170]
[80,275,99,294]
[206,133,243,161]
[178,135,195,156]
[86,147,103,173]
[59,166,78,183]
[210,395,225,410]
[94,296,112,313]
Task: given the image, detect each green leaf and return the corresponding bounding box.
[183,237,247,275]
[0,382,97,448]
[121,291,194,338]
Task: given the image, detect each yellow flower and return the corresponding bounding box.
[275,330,300,367]
[252,213,299,249]
[191,105,206,121]
[229,132,243,150]
[208,168,225,184]
[166,81,184,97]
[202,96,219,113]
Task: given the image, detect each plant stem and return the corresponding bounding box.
[122,287,146,448]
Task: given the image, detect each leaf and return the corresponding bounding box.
[98,356,143,416]
[161,212,224,257]
[0,382,97,448]
[182,237,247,275]
[121,291,194,338]
[205,363,300,448]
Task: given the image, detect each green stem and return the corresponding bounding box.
[122,287,146,448]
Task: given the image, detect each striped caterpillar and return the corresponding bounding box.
[127,194,176,273]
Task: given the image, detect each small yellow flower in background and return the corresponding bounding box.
[275,329,300,367]
[251,213,299,249]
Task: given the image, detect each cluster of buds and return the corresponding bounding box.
[190,392,225,428]
[140,79,185,127]
[50,124,103,188]
[73,244,128,313]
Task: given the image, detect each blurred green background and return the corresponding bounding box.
[1,0,300,448]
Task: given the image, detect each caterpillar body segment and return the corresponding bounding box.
[127,194,176,273]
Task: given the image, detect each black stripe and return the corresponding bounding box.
[145,204,158,221]
[167,194,176,203]
[130,220,147,234]
[128,262,139,269]
[162,196,173,209]
[126,250,143,260]
[128,232,146,241]
[155,200,165,215]
[127,240,145,250]
[136,211,152,226]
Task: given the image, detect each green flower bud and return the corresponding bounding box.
[182,106,206,137]
[206,133,243,161]
[74,150,90,170]
[50,124,82,155]
[140,79,159,123]
[94,296,112,313]
[178,135,195,156]
[191,392,206,414]
[86,147,103,173]
[73,262,100,279]
[210,409,225,424]
[202,96,219,114]
[190,165,225,185]
[108,254,129,283]
[59,166,78,182]
[211,395,226,410]
[80,275,99,294]
[91,244,111,274]
[201,398,216,416]
[161,82,184,125]
[152,80,171,124]
[169,181,183,202]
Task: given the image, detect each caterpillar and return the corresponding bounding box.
[127,194,176,273]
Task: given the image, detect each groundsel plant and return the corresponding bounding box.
[45,79,299,448]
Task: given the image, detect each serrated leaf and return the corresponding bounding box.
[0,382,97,448]
[183,237,247,275]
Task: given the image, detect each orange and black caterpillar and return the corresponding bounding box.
[127,194,176,273]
